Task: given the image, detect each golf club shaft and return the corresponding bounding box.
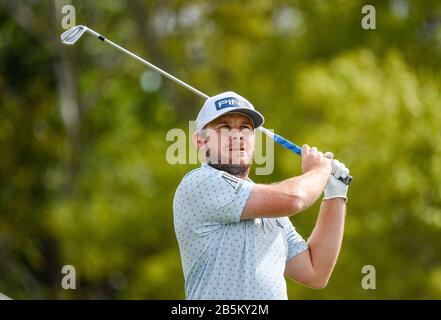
[87,29,352,185]
[101,36,209,99]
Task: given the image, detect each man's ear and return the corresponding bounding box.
[192,131,204,150]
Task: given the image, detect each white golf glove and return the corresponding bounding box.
[323,157,350,201]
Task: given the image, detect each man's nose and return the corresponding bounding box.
[229,129,244,140]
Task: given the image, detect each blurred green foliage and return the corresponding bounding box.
[0,0,440,299]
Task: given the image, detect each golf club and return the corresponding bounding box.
[60,25,352,185]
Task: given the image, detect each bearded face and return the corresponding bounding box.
[195,112,255,178]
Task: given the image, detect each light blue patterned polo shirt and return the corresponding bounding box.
[173,163,308,300]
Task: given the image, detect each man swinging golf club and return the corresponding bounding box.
[173,91,351,300]
[60,25,352,300]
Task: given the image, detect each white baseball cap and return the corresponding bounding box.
[195,91,265,132]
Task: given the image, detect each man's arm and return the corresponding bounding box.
[241,168,329,219]
[284,158,350,288]
[284,198,346,288]
[241,145,331,220]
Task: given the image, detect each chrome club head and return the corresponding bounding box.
[60,25,87,45]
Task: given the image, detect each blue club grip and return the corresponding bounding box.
[273,134,302,156]
[272,134,353,185]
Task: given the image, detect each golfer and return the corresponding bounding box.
[173,91,350,300]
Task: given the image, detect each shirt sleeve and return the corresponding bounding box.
[283,217,309,261]
[179,169,253,235]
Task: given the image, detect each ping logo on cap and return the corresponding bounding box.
[215,97,248,111]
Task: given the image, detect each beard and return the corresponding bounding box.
[207,163,251,178]
[205,147,252,178]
